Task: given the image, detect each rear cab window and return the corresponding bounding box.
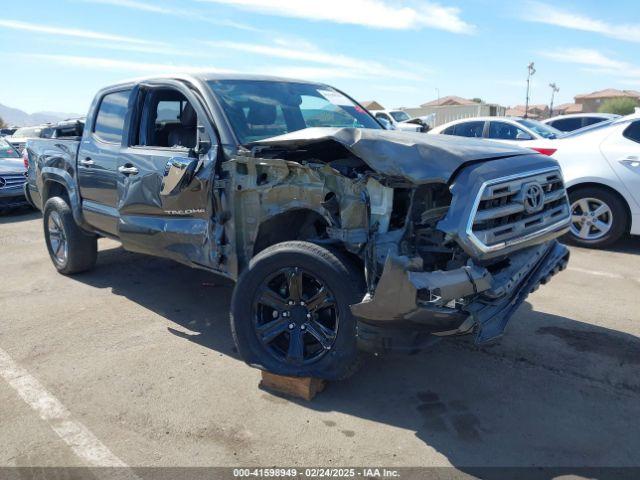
[93,89,132,144]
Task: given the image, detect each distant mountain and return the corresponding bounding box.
[0,103,82,127]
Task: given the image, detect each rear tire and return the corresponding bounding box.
[230,241,365,380]
[565,187,628,248]
[43,197,97,274]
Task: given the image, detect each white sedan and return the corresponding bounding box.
[521,114,640,248]
[370,109,425,132]
[429,116,563,148]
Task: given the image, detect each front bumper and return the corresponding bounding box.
[352,240,570,353]
[0,185,28,209]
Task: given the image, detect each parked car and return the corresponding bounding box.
[0,137,28,212]
[370,109,426,132]
[50,118,85,139]
[543,113,620,132]
[0,127,18,137]
[429,116,563,147]
[5,124,54,151]
[26,74,570,380]
[521,114,640,248]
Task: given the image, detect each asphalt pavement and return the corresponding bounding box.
[1,209,639,476]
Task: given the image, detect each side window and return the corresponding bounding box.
[375,113,391,122]
[623,121,640,144]
[135,89,200,149]
[488,122,531,140]
[454,121,485,138]
[93,90,131,144]
[156,100,183,122]
[550,117,582,132]
[582,117,602,128]
[442,125,455,135]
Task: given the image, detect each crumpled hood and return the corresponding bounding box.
[250,127,530,183]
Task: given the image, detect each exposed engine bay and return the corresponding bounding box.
[219,128,572,350]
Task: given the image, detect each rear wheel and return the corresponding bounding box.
[566,187,628,248]
[230,241,365,380]
[43,197,97,274]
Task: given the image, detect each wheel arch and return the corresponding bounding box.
[40,168,86,229]
[252,208,330,257]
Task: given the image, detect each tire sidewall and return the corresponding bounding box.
[566,188,627,248]
[231,243,362,380]
[43,198,70,271]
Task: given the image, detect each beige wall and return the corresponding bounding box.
[401,104,506,126]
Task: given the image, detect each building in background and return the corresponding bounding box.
[360,100,385,110]
[574,89,640,113]
[420,95,477,107]
[552,102,584,116]
[400,95,506,127]
[553,89,640,115]
[505,104,549,119]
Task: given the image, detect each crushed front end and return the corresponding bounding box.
[352,154,571,353]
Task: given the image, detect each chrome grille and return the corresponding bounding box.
[468,168,570,252]
[0,173,26,189]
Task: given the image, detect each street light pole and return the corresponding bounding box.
[525,62,536,119]
[549,82,559,118]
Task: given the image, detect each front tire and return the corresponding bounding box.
[43,197,97,274]
[230,241,365,380]
[566,187,628,248]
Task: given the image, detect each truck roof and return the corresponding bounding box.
[107,73,330,90]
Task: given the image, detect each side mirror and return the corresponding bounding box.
[161,156,199,196]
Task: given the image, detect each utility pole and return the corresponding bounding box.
[549,82,559,118]
[524,62,536,119]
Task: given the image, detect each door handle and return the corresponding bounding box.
[80,158,95,166]
[619,156,640,168]
[118,165,139,175]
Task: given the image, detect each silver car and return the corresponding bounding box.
[0,138,28,212]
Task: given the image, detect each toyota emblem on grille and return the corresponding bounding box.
[0,177,6,189]
[523,182,544,213]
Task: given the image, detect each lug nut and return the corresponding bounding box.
[272,311,279,318]
[300,325,306,330]
[300,301,306,306]
[288,323,295,330]
[288,300,294,306]
[306,313,311,319]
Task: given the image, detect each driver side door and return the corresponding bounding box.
[116,83,221,269]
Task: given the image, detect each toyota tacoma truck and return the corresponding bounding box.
[25,74,571,380]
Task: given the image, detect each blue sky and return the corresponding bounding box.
[1,0,639,114]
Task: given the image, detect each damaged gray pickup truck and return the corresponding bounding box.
[25,74,571,380]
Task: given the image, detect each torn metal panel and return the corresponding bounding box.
[222,154,369,268]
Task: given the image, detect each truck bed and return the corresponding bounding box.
[25,138,82,211]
